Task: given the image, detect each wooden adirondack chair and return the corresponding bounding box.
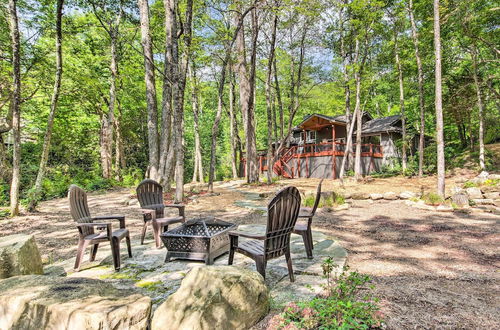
[228,186,301,282]
[136,179,185,248]
[68,185,132,271]
[293,179,323,259]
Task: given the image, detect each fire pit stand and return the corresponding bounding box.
[160,217,236,265]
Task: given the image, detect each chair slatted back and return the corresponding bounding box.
[136,179,165,218]
[265,186,301,259]
[68,185,94,236]
[311,179,324,216]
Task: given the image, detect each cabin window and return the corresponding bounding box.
[306,130,316,142]
[362,135,381,144]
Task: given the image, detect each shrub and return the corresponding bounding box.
[422,192,444,205]
[271,258,382,329]
[462,181,478,188]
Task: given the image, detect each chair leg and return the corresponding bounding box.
[140,220,149,245]
[126,234,132,258]
[308,228,314,250]
[285,249,294,282]
[255,257,267,279]
[89,243,99,261]
[111,237,121,271]
[152,220,161,249]
[228,246,235,265]
[303,232,313,259]
[74,239,90,272]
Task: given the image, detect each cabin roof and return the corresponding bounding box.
[361,115,402,134]
[295,112,373,131]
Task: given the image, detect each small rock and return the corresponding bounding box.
[454,177,467,183]
[333,204,349,211]
[258,192,271,198]
[369,193,383,200]
[451,193,469,208]
[450,186,463,194]
[483,192,499,200]
[399,191,416,199]
[383,192,398,200]
[436,204,453,212]
[477,171,489,179]
[0,234,43,279]
[414,201,436,211]
[343,192,352,199]
[465,187,483,199]
[351,192,370,200]
[126,198,139,206]
[151,266,269,330]
[488,174,500,180]
[472,199,495,205]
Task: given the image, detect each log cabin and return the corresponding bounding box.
[246,113,404,179]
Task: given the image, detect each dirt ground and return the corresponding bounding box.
[0,176,499,328]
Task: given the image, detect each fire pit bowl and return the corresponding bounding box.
[160,217,236,265]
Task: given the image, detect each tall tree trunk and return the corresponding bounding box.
[340,0,352,171]
[471,45,485,170]
[408,0,425,177]
[265,8,278,184]
[229,71,239,179]
[189,63,204,183]
[138,0,159,180]
[434,0,445,198]
[208,71,226,193]
[273,57,284,141]
[26,0,64,212]
[235,7,259,184]
[8,0,21,216]
[394,24,407,171]
[353,39,364,180]
[115,99,125,179]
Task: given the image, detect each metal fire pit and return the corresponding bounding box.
[160,217,236,265]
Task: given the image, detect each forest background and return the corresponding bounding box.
[1,0,498,216]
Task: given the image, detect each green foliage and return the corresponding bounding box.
[303,191,345,208]
[422,192,444,206]
[271,258,382,329]
[462,181,478,188]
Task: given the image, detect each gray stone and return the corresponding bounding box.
[369,193,383,200]
[399,191,416,199]
[0,275,151,330]
[383,192,398,200]
[472,199,495,205]
[451,193,469,208]
[436,204,454,212]
[343,192,352,199]
[333,203,349,211]
[451,186,464,194]
[488,174,500,180]
[465,187,483,199]
[351,192,370,200]
[151,266,269,330]
[0,234,43,279]
[483,192,499,200]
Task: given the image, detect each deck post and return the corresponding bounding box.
[370,144,374,173]
[332,125,336,179]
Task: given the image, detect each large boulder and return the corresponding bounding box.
[383,192,398,200]
[0,234,43,279]
[151,266,269,330]
[399,191,416,199]
[0,275,151,330]
[369,193,383,200]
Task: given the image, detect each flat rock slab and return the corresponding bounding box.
[64,225,347,310]
[0,234,43,279]
[0,275,151,330]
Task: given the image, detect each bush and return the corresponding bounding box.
[422,192,444,205]
[303,191,345,208]
[270,257,382,329]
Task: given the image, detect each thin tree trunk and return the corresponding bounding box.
[115,99,125,179]
[138,0,159,180]
[208,72,226,193]
[229,71,239,179]
[265,7,278,184]
[273,57,284,140]
[235,7,259,184]
[471,45,485,170]
[27,0,64,212]
[394,24,407,171]
[434,0,445,198]
[340,0,352,171]
[353,39,363,180]
[189,63,204,183]
[408,0,425,177]
[8,0,21,216]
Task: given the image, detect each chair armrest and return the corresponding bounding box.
[228,231,266,240]
[139,208,156,221]
[76,222,112,237]
[92,215,125,229]
[164,204,185,218]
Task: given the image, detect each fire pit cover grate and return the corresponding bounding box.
[160,217,236,265]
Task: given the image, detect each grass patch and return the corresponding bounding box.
[303,191,345,208]
[136,280,164,292]
[421,192,444,206]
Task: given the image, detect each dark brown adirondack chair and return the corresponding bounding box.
[68,185,132,271]
[228,186,301,282]
[293,179,323,259]
[136,179,185,248]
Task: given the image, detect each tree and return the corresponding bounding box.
[407,0,425,177]
[27,0,65,212]
[393,9,407,172]
[434,0,445,197]
[137,0,159,180]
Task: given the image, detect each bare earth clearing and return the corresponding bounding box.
[0,176,499,328]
